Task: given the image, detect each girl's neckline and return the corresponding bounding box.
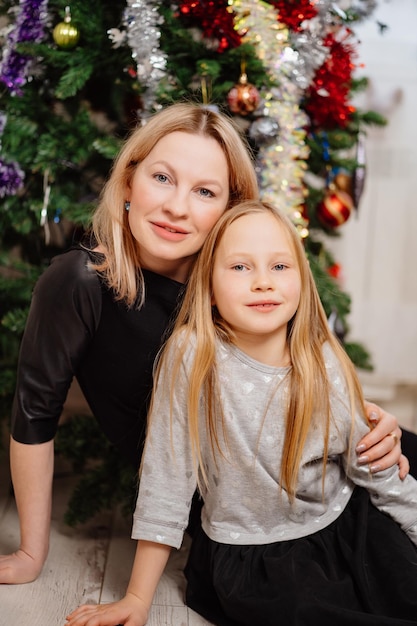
[225,341,292,374]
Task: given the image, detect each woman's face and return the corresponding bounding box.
[126,131,230,282]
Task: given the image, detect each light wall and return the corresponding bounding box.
[325,0,417,432]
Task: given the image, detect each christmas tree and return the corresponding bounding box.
[0,0,386,524]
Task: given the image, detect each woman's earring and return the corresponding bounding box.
[124,201,130,212]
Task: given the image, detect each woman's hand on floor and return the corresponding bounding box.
[0,549,44,584]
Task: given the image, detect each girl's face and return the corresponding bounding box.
[126,131,229,282]
[211,212,301,365]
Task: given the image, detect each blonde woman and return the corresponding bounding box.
[67,200,417,626]
[1,102,258,584]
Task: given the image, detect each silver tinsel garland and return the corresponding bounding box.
[108,0,167,113]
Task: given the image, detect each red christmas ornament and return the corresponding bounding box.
[227,72,260,116]
[327,263,342,280]
[317,188,353,228]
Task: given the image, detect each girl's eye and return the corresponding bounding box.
[273,263,286,271]
[232,264,247,272]
[198,187,214,198]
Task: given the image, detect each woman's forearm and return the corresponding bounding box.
[10,437,54,566]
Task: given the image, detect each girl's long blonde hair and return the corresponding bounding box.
[152,200,367,500]
[88,102,258,307]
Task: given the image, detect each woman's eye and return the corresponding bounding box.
[155,173,169,183]
[198,187,214,198]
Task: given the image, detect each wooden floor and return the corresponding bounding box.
[0,452,213,626]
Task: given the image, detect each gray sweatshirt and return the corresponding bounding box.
[132,337,417,549]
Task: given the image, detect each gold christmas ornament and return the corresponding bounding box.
[53,6,80,50]
[227,73,260,116]
[334,171,353,196]
[227,61,260,116]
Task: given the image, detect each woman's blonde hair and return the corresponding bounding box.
[154,199,366,499]
[89,102,258,306]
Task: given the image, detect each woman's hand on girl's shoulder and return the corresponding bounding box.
[357,402,409,479]
[65,593,148,626]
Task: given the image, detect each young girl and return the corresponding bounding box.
[66,200,417,626]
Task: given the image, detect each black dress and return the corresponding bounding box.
[402,429,417,479]
[185,487,417,626]
[11,246,183,467]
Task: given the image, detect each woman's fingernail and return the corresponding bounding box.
[358,455,369,464]
[356,443,366,453]
[370,464,381,473]
[369,411,379,422]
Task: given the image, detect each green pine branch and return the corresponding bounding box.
[55,415,137,525]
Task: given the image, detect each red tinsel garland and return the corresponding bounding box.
[178,0,241,52]
[305,32,357,128]
[269,0,318,31]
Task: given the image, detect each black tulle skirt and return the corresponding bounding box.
[184,488,417,626]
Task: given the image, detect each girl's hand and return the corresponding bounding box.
[0,549,44,584]
[357,402,409,479]
[65,593,149,626]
